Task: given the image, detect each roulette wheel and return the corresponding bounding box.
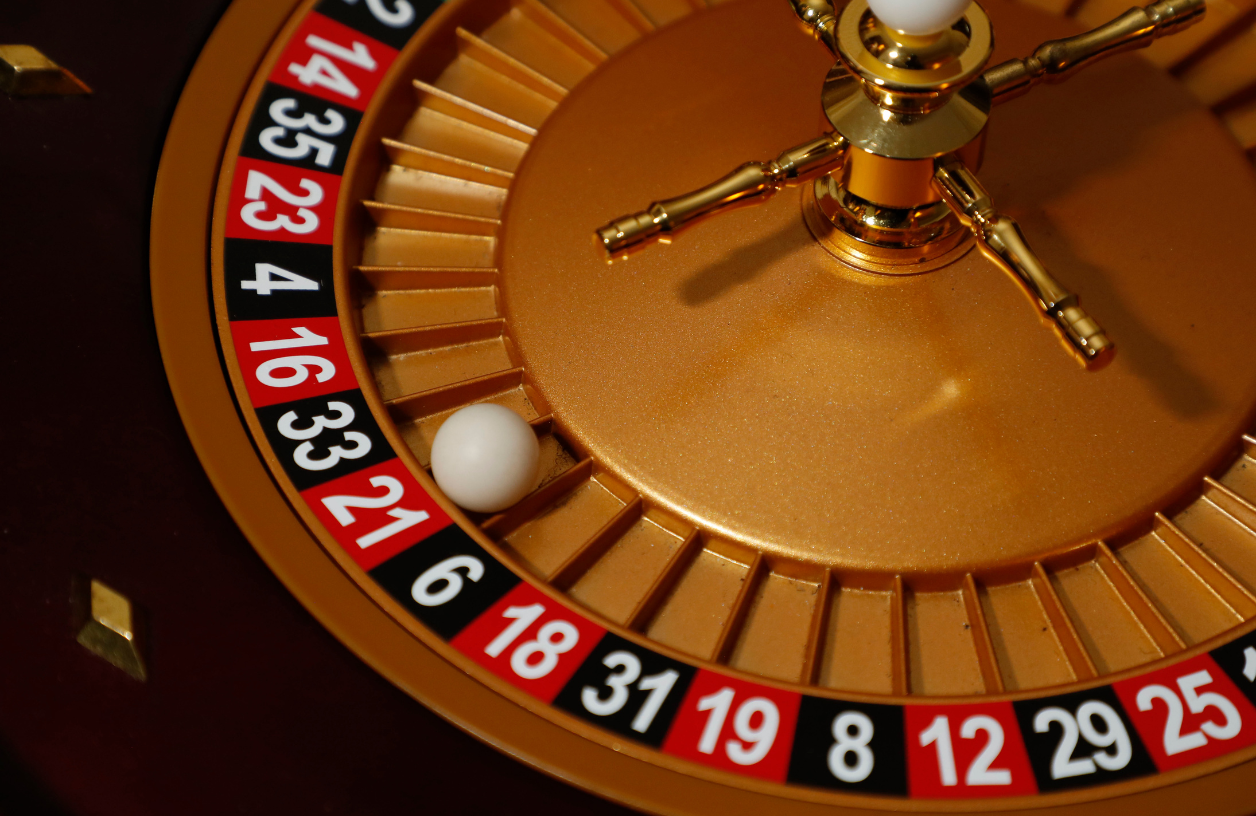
[6,0,1256,812]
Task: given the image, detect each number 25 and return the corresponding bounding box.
[1136,670,1242,756]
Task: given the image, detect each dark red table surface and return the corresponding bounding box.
[0,3,634,814]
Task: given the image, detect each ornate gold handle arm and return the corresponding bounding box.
[933,161,1114,369]
[788,0,840,54]
[980,0,1204,104]
[596,133,848,258]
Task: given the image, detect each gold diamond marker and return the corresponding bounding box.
[75,578,146,681]
[0,45,90,96]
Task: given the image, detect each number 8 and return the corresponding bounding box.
[828,711,875,783]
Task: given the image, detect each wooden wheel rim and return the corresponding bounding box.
[150,0,1256,812]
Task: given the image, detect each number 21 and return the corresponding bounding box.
[320,474,430,548]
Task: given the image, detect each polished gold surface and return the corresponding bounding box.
[934,160,1114,367]
[820,66,990,165]
[598,0,1205,368]
[342,0,1256,716]
[788,0,839,54]
[596,134,848,258]
[859,20,970,72]
[74,577,146,681]
[836,0,993,113]
[501,0,1256,577]
[804,174,973,272]
[980,0,1206,104]
[0,45,90,96]
[818,0,993,179]
[814,175,959,249]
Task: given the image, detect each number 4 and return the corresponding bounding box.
[241,262,320,295]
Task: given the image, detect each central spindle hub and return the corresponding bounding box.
[806,0,995,270]
[596,0,1206,367]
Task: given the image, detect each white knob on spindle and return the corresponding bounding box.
[867,0,972,35]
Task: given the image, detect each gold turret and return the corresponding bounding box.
[595,0,1206,369]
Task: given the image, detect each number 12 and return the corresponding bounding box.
[919,714,1011,787]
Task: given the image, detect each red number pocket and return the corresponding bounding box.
[225,158,341,245]
[905,702,1037,799]
[269,12,396,111]
[302,457,451,570]
[662,669,800,783]
[1113,654,1256,772]
[229,316,358,407]
[451,582,605,703]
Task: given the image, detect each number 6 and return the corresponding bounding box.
[411,555,484,607]
[255,354,335,387]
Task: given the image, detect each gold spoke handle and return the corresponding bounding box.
[596,134,848,259]
[933,161,1115,369]
[788,0,839,54]
[980,0,1204,104]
